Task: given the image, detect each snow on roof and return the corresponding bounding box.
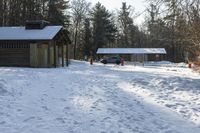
[97,48,167,54]
[0,26,63,40]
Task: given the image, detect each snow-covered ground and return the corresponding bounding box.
[0,60,200,133]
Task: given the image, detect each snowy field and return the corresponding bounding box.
[0,60,200,133]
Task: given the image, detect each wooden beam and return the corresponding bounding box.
[62,44,64,67]
[143,54,145,66]
[54,41,57,68]
[66,43,69,67]
[58,29,70,67]
[48,41,51,68]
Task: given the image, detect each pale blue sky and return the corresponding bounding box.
[87,0,148,24]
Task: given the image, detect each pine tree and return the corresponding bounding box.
[48,0,70,26]
[0,0,4,26]
[118,2,136,47]
[82,18,92,57]
[91,2,117,53]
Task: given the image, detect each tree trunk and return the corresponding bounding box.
[74,20,79,59]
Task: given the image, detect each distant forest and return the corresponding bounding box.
[0,0,200,62]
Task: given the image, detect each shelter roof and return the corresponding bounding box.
[0,26,63,40]
[97,48,167,54]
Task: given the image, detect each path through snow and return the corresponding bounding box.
[0,61,200,133]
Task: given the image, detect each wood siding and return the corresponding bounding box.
[0,48,30,66]
[0,41,30,67]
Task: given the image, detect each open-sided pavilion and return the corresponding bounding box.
[97,48,167,64]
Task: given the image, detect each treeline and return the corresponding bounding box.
[0,0,200,62]
[0,0,69,26]
[146,0,200,62]
[70,0,200,62]
[70,1,148,60]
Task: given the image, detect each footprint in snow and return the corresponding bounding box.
[41,106,49,111]
[0,121,6,125]
[0,84,8,95]
[55,117,66,124]
[73,120,82,125]
[100,131,107,133]
[152,120,170,130]
[17,109,22,112]
[60,98,67,102]
[63,106,71,111]
[147,111,155,116]
[43,94,48,97]
[93,99,103,106]
[40,98,45,101]
[165,104,176,108]
[101,117,111,122]
[91,106,96,109]
[90,120,96,126]
[23,116,36,122]
[164,130,181,133]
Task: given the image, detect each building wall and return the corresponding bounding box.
[30,42,53,68]
[50,46,54,66]
[0,41,30,67]
[30,43,38,67]
[38,44,48,67]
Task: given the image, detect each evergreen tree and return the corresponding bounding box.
[82,18,92,57]
[118,2,132,47]
[0,0,8,26]
[0,0,70,26]
[91,2,117,54]
[118,2,139,48]
[48,0,70,26]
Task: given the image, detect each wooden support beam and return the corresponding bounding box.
[58,29,70,67]
[66,43,69,67]
[62,44,64,67]
[143,54,145,66]
[48,41,51,68]
[54,41,57,68]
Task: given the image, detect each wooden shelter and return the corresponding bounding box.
[0,20,71,68]
[97,48,167,63]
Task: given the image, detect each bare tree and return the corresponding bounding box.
[71,0,91,59]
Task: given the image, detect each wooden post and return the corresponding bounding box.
[48,42,51,68]
[54,41,57,68]
[62,44,64,67]
[66,43,69,67]
[143,54,145,66]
